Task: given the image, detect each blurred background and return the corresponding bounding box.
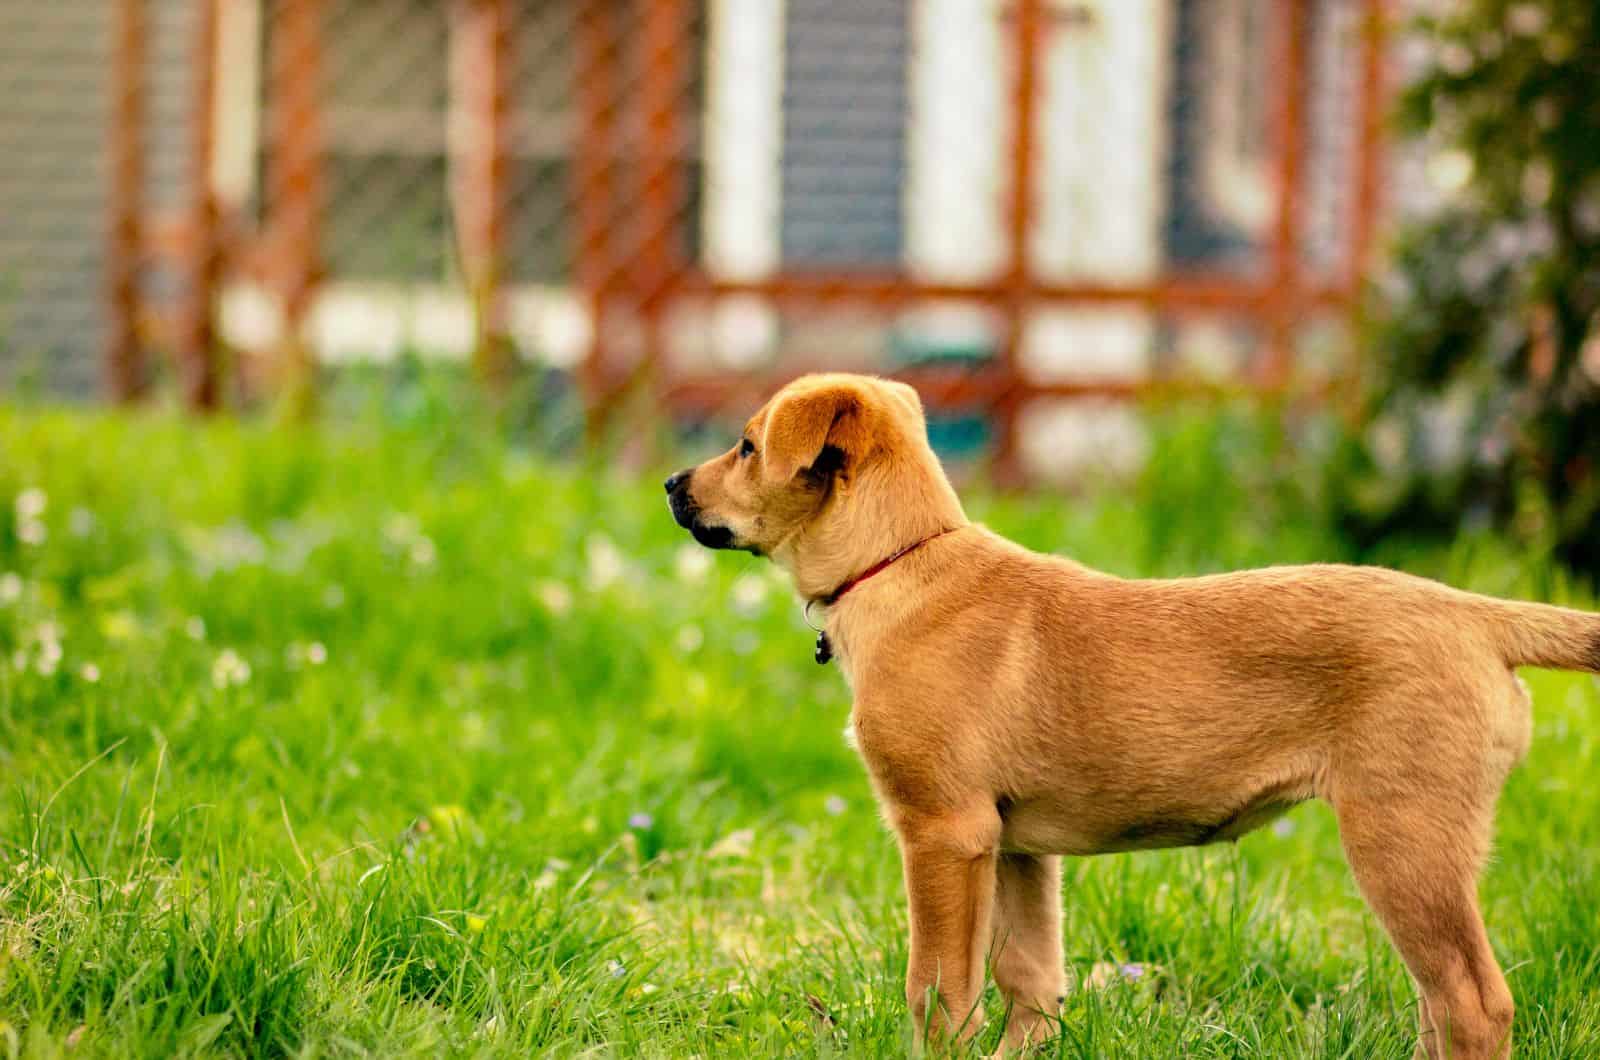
[3,0,1599,574]
[4,8,1600,1053]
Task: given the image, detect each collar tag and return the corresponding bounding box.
[801,527,960,666]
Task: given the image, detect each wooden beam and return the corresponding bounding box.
[267,0,325,413]
[105,0,147,401]
[685,272,1354,315]
[1349,0,1389,293]
[1263,0,1310,386]
[451,0,516,388]
[996,0,1045,482]
[638,0,690,351]
[177,0,223,410]
[657,368,1297,421]
[575,0,620,429]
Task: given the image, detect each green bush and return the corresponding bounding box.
[1335,0,1600,578]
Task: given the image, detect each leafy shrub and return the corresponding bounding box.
[1335,0,1600,578]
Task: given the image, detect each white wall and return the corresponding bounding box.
[697,0,785,369]
[905,0,1007,283]
[1026,0,1169,385]
[1024,0,1169,480]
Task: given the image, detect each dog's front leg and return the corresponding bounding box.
[897,805,1001,1049]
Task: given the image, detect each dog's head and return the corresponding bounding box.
[665,373,965,597]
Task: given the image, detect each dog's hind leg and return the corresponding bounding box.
[896,804,1002,1048]
[989,853,1065,1054]
[1331,791,1513,1060]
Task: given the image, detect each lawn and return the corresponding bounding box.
[1,401,1597,1057]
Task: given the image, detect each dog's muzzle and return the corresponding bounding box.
[665,470,735,550]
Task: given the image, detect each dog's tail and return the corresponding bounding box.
[1482,598,1600,671]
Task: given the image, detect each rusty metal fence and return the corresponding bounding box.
[82,0,1392,477]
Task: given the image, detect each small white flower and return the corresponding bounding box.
[307,641,327,665]
[708,828,754,859]
[382,513,420,543]
[824,795,848,817]
[409,538,437,567]
[1438,41,1475,76]
[211,649,251,689]
[627,812,654,830]
[17,521,46,547]
[1506,3,1546,36]
[1272,818,1296,838]
[676,624,704,654]
[68,508,94,538]
[1427,149,1474,193]
[639,983,658,995]
[36,640,62,676]
[536,579,573,616]
[209,524,266,568]
[14,488,46,521]
[0,573,21,604]
[185,616,207,641]
[80,663,101,684]
[1522,159,1553,208]
[1368,416,1407,474]
[674,544,712,583]
[731,574,768,615]
[606,959,627,979]
[586,534,625,590]
[533,869,558,890]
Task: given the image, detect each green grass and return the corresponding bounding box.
[1,402,1598,1057]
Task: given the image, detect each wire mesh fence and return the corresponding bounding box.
[0,1,121,394]
[3,0,1396,479]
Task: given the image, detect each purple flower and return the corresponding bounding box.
[627,812,654,830]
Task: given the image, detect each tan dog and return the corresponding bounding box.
[665,373,1600,1058]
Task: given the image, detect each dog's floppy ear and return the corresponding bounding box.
[761,382,871,482]
[883,380,926,428]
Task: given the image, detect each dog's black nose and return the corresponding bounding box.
[664,470,689,495]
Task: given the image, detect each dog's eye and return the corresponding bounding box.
[739,438,755,458]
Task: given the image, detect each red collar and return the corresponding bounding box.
[817,527,960,607]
